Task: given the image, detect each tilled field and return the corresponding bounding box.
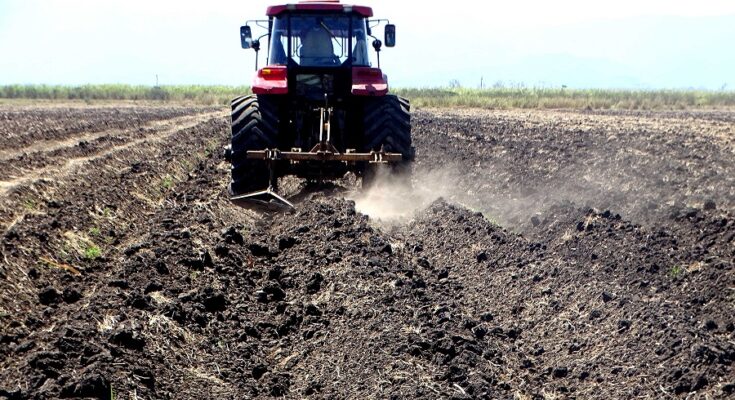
[0,103,733,399]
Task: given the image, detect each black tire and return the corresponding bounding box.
[362,95,413,188]
[229,95,280,195]
[231,95,250,109]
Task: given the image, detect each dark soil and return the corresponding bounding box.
[1,104,733,399]
[410,109,734,231]
[0,105,217,150]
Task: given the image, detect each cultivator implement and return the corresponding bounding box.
[245,144,402,164]
[230,106,404,211]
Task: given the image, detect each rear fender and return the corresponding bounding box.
[351,67,388,96]
[252,66,288,95]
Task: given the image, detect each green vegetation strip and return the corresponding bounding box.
[2,84,734,109]
[0,84,248,105]
[394,87,735,110]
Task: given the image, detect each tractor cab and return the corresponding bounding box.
[240,1,395,100]
[269,14,370,67]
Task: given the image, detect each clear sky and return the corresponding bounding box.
[1,0,734,89]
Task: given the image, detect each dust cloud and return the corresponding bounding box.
[348,161,627,230]
[349,155,674,232]
[348,165,462,223]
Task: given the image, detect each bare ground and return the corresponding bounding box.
[0,103,733,399]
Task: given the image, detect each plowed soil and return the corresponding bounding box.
[0,103,733,399]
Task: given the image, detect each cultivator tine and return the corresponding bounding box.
[230,187,295,212]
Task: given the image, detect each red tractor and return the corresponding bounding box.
[227,0,413,210]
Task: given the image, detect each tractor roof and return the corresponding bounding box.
[266,0,373,17]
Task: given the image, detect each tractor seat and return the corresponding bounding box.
[353,39,368,65]
[300,28,338,66]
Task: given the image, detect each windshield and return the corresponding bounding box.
[269,14,370,67]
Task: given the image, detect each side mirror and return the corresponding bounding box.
[384,24,395,47]
[240,25,253,49]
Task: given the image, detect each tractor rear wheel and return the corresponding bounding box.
[362,95,413,188]
[229,95,280,196]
